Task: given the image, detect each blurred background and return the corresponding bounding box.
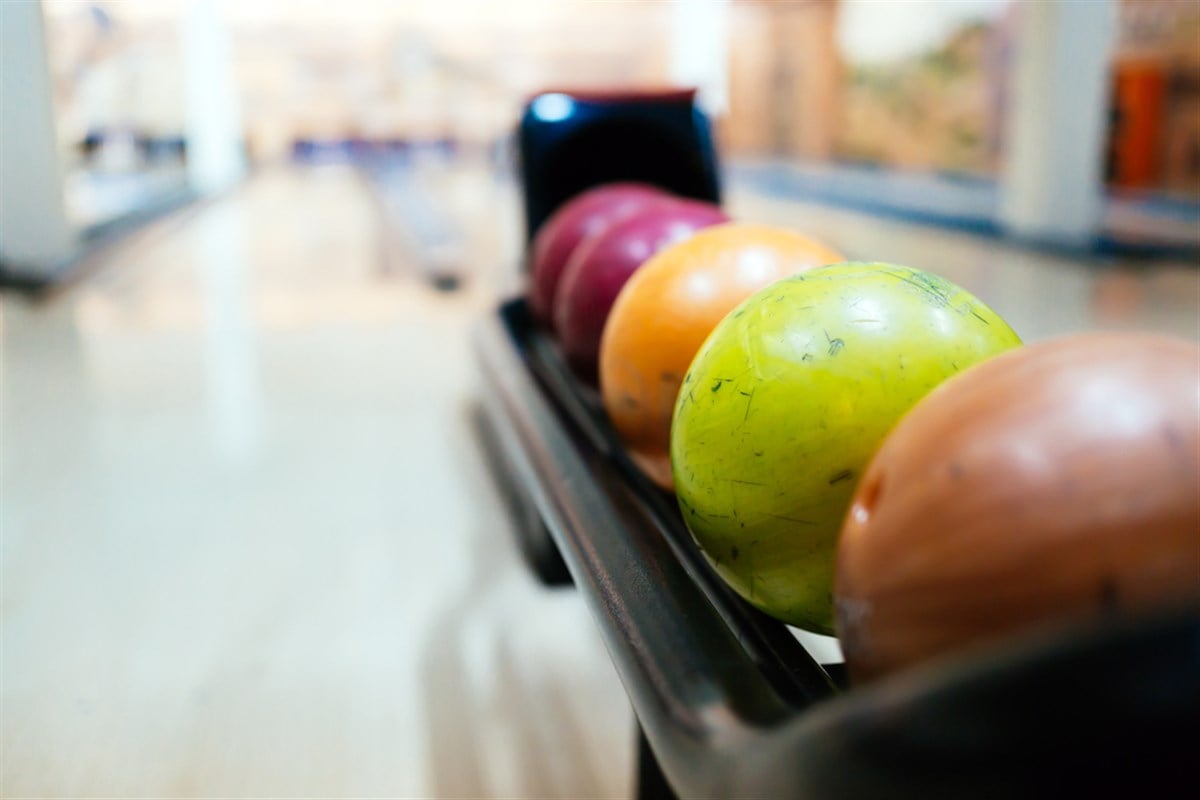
[4,0,1198,268]
[2,0,1198,797]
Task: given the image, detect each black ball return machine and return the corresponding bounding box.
[472,89,1199,800]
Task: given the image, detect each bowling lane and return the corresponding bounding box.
[2,160,1196,798]
[1,164,632,798]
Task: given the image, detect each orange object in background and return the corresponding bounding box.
[1110,61,1168,189]
[599,223,843,490]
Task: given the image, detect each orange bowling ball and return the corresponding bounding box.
[599,223,843,489]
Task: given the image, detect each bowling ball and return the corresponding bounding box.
[528,183,668,326]
[554,199,729,381]
[600,223,843,489]
[836,333,1200,683]
[671,263,1021,633]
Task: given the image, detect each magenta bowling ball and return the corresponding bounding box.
[528,183,669,326]
[554,199,730,381]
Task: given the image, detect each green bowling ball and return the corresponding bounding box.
[670,262,1021,633]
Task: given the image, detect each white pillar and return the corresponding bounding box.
[181,0,246,195]
[999,0,1117,247]
[669,0,731,116]
[0,0,76,273]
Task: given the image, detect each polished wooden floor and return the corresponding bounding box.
[2,163,1196,798]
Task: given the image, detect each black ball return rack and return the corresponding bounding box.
[473,298,1198,799]
[470,90,1200,798]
